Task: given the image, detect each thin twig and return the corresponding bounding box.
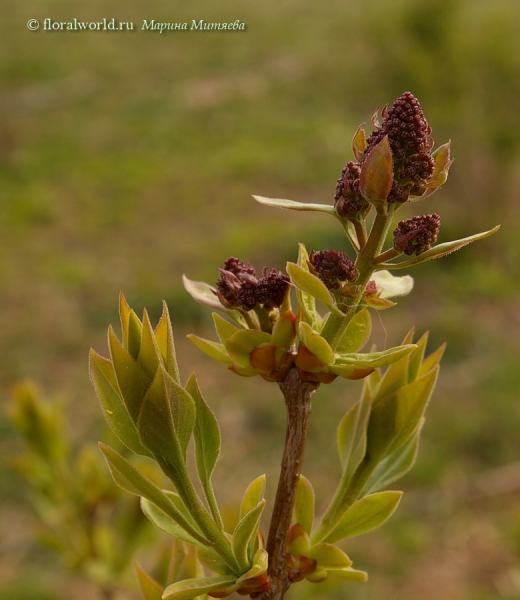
[260,368,318,600]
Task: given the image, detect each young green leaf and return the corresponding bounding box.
[182,275,247,327]
[287,262,340,313]
[89,350,152,457]
[163,575,238,600]
[137,366,196,465]
[138,309,163,379]
[310,543,352,570]
[294,475,315,535]
[140,497,207,549]
[367,365,439,461]
[333,344,416,370]
[213,312,240,345]
[127,309,143,360]
[186,334,231,364]
[186,373,223,528]
[407,331,429,383]
[335,308,372,354]
[98,443,204,543]
[323,491,403,543]
[376,225,500,270]
[252,195,338,216]
[337,393,371,478]
[154,301,181,384]
[135,562,164,600]
[225,330,271,368]
[232,500,266,572]
[239,474,267,520]
[299,322,335,366]
[108,326,152,422]
[294,243,318,329]
[363,421,423,494]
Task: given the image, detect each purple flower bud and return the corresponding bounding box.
[255,268,291,311]
[309,249,359,290]
[216,257,258,310]
[334,161,369,217]
[362,92,437,204]
[393,213,441,256]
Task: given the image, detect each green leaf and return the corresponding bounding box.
[310,543,352,569]
[127,309,143,360]
[371,345,413,405]
[370,270,414,298]
[253,195,338,216]
[182,275,247,327]
[225,330,271,368]
[197,545,235,576]
[108,326,152,422]
[271,310,296,348]
[135,562,164,600]
[163,575,238,600]
[337,393,371,479]
[89,350,151,457]
[418,343,446,377]
[299,322,335,366]
[287,262,340,313]
[154,301,180,384]
[212,312,240,345]
[137,366,196,465]
[186,334,231,364]
[232,500,266,572]
[377,225,501,270]
[333,344,416,370]
[364,421,423,494]
[333,567,368,581]
[367,365,439,461]
[239,474,266,520]
[407,331,429,383]
[294,475,315,535]
[98,443,204,543]
[140,496,207,549]
[138,309,163,379]
[119,292,131,352]
[323,491,402,543]
[186,373,223,528]
[335,308,372,354]
[294,243,318,329]
[236,548,268,584]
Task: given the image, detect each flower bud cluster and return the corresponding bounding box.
[308,249,359,290]
[393,213,441,256]
[333,161,369,218]
[334,91,447,212]
[364,91,435,204]
[216,257,290,312]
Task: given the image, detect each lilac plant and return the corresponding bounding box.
[90,92,499,600]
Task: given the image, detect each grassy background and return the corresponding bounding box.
[1,0,520,598]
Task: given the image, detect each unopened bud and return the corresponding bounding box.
[393,213,441,256]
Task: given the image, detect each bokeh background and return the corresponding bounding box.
[1,0,520,598]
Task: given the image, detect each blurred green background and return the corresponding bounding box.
[1,0,520,598]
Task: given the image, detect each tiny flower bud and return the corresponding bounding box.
[215,257,258,310]
[255,268,291,311]
[393,213,441,256]
[334,161,369,218]
[309,249,359,290]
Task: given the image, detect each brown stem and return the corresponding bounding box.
[260,368,318,600]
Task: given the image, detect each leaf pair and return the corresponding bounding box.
[311,330,443,545]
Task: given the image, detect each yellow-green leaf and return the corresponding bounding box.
[323,491,403,543]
